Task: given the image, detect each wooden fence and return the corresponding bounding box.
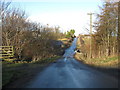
[0,46,14,60]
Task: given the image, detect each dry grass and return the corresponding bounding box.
[58,38,68,41]
[75,53,118,68]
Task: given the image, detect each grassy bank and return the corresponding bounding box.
[75,53,119,78]
[2,56,61,88]
[75,53,118,68]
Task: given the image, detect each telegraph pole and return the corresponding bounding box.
[118,1,120,60]
[87,13,94,58]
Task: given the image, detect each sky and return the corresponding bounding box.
[9,0,103,35]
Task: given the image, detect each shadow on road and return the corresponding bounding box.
[76,59,119,79]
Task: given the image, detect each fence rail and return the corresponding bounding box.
[0,46,14,60]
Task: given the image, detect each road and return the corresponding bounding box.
[26,38,118,88]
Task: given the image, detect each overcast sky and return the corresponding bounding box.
[10,0,103,35]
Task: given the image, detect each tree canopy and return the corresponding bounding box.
[66,29,75,38]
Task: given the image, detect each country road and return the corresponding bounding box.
[26,38,118,88]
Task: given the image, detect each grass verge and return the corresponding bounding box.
[2,56,61,88]
[74,53,119,78]
[75,53,118,68]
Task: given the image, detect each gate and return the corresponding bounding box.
[0,46,14,60]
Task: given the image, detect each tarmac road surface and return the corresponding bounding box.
[26,38,118,88]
